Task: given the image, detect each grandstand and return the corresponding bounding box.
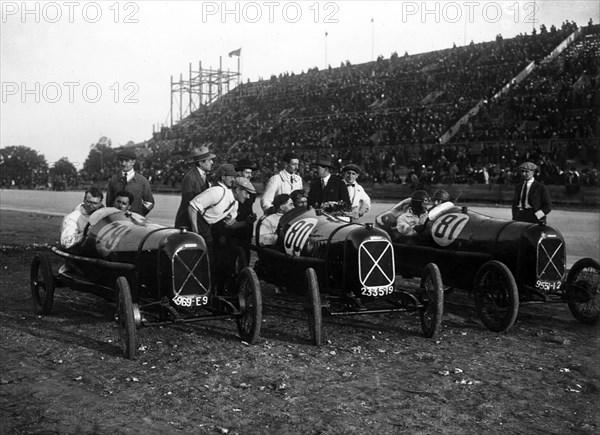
[140,21,598,197]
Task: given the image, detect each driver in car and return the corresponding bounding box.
[395,190,431,237]
[60,187,104,251]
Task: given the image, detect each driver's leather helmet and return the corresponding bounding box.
[432,189,450,204]
[411,190,430,215]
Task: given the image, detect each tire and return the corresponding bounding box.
[115,276,137,359]
[30,253,55,314]
[236,267,262,344]
[419,263,444,338]
[304,268,322,346]
[474,261,519,333]
[566,258,600,325]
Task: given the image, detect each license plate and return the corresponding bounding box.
[535,280,562,291]
[173,295,208,307]
[361,285,394,297]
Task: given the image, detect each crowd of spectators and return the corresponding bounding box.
[136,21,597,189]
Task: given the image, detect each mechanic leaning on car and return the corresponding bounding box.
[511,161,552,225]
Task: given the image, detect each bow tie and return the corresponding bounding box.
[347,183,355,187]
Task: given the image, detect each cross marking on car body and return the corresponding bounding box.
[173,249,208,297]
[360,241,394,285]
[539,240,564,278]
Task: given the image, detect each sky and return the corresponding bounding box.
[1,0,598,168]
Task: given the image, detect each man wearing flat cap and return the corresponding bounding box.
[307,154,351,209]
[261,152,304,212]
[107,148,154,216]
[342,163,371,220]
[512,161,552,224]
[188,174,256,292]
[174,146,216,229]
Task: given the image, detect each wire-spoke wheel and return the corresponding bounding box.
[566,258,600,325]
[474,261,519,332]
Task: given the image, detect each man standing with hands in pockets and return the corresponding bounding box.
[511,161,552,224]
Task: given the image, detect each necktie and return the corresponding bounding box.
[121,173,128,186]
[520,182,528,209]
[321,179,326,188]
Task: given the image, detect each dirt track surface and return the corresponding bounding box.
[1,211,599,434]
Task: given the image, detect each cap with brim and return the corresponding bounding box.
[519,162,537,171]
[234,177,256,194]
[117,149,136,160]
[189,146,216,162]
[342,163,361,174]
[218,163,238,177]
[235,158,256,171]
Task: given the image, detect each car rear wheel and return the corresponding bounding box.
[115,276,137,359]
[31,253,55,314]
[566,258,600,325]
[419,263,444,338]
[474,261,519,332]
[236,267,262,344]
[304,268,322,346]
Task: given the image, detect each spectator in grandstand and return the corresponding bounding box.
[106,149,155,216]
[174,146,216,229]
[307,154,351,209]
[258,194,294,246]
[260,152,304,212]
[290,189,308,208]
[342,163,371,220]
[511,162,552,224]
[395,190,431,237]
[60,187,104,250]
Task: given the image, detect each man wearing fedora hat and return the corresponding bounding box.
[260,152,304,212]
[107,148,154,216]
[342,163,371,220]
[512,161,552,224]
[174,146,216,229]
[307,154,351,209]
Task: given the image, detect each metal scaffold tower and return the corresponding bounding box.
[170,57,240,126]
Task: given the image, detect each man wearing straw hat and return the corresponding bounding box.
[174,146,216,229]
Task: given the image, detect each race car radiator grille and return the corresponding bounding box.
[358,239,395,288]
[172,248,210,296]
[537,237,565,282]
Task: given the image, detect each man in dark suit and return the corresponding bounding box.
[174,146,216,228]
[307,154,351,209]
[512,161,552,224]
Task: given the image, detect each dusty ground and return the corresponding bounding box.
[1,210,598,434]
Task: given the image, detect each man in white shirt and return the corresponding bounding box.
[60,187,104,250]
[260,152,303,212]
[188,173,256,293]
[342,163,371,220]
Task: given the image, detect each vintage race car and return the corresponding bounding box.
[30,208,262,359]
[247,206,444,345]
[376,200,600,332]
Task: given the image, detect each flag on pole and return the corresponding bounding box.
[228,48,241,57]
